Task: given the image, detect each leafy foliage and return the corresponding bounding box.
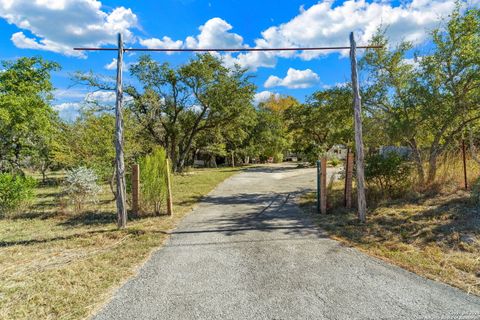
[0,173,36,215]
[0,57,60,173]
[362,5,480,184]
[287,87,353,162]
[365,153,412,196]
[127,54,256,171]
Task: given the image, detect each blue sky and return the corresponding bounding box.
[0,0,470,120]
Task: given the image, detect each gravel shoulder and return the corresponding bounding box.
[93,164,480,320]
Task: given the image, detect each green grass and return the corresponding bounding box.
[0,167,243,320]
[299,182,480,296]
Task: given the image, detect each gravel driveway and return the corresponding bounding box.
[94,164,480,320]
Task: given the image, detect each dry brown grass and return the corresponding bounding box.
[299,156,480,296]
[0,167,243,320]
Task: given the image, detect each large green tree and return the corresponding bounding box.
[0,57,60,174]
[127,54,256,171]
[287,87,353,162]
[250,95,298,162]
[362,6,480,184]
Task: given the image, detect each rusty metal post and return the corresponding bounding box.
[344,150,354,208]
[166,158,173,216]
[462,139,468,190]
[132,164,140,215]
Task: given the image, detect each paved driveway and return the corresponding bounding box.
[94,164,480,320]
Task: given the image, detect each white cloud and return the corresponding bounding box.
[104,58,137,70]
[138,17,247,64]
[403,56,423,69]
[220,0,464,70]
[322,82,349,90]
[53,102,82,122]
[85,91,116,104]
[139,17,244,54]
[104,58,117,70]
[85,90,133,104]
[54,88,90,100]
[185,17,244,49]
[256,0,458,61]
[0,0,138,57]
[253,91,279,106]
[264,68,319,89]
[222,51,277,72]
[139,36,183,55]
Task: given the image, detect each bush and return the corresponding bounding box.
[65,167,101,212]
[470,178,480,208]
[329,157,340,167]
[273,153,284,163]
[0,173,36,216]
[365,152,412,197]
[140,147,168,215]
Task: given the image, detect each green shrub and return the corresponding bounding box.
[365,152,412,197]
[470,178,480,208]
[0,173,36,216]
[273,153,284,163]
[65,167,101,212]
[329,157,340,167]
[139,147,168,215]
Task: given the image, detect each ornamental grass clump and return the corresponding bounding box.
[139,147,168,215]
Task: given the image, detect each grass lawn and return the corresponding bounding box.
[0,167,243,320]
[299,182,480,296]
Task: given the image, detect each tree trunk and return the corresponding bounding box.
[170,135,177,172]
[427,153,438,184]
[109,166,117,200]
[211,154,217,168]
[350,32,367,223]
[40,162,47,184]
[231,151,235,167]
[115,33,128,229]
[408,139,425,186]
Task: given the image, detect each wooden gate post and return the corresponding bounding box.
[166,158,173,216]
[132,164,140,215]
[344,150,354,208]
[350,32,367,223]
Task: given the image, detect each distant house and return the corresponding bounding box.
[327,144,348,160]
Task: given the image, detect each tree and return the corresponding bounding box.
[287,87,353,162]
[127,54,256,172]
[248,95,298,162]
[362,6,480,184]
[55,108,145,198]
[0,57,60,173]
